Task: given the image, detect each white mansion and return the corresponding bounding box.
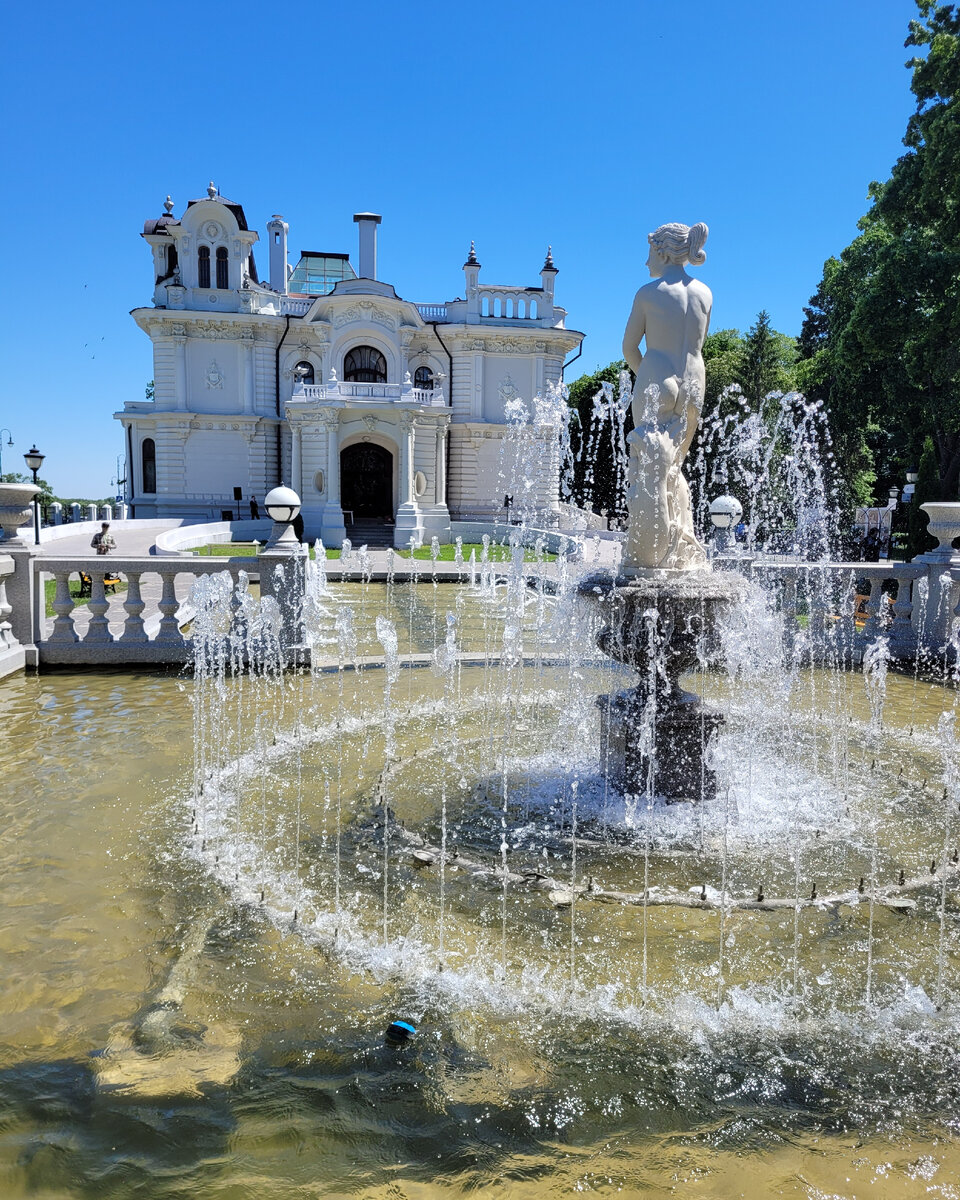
[117,184,583,546]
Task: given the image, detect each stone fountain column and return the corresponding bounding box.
[584,569,744,802]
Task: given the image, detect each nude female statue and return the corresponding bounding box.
[621,222,712,571]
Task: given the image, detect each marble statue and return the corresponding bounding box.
[621,222,712,571]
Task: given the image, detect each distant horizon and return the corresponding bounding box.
[1,0,921,496]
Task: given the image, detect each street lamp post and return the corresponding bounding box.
[0,430,13,479]
[23,446,45,546]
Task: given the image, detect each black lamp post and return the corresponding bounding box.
[23,445,44,545]
[0,429,13,478]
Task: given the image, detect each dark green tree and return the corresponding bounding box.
[702,328,742,409]
[907,435,942,557]
[735,310,798,410]
[566,361,633,516]
[799,2,960,509]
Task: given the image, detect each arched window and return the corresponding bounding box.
[414,365,434,391]
[198,245,211,288]
[216,246,229,289]
[166,244,178,278]
[343,345,387,383]
[142,438,157,494]
[294,360,315,385]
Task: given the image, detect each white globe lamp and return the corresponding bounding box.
[708,495,743,553]
[263,485,302,553]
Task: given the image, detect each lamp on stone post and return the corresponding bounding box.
[23,446,45,546]
[708,494,743,555]
[262,485,302,555]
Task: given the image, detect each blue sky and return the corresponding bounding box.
[1,0,921,496]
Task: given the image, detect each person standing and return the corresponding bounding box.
[250,495,260,520]
[91,522,116,555]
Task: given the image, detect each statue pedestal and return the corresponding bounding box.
[582,568,745,803]
[599,686,724,804]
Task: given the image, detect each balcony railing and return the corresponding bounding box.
[279,296,313,316]
[290,380,447,406]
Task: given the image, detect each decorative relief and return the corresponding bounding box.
[486,337,532,354]
[319,406,339,426]
[498,373,520,404]
[205,361,224,389]
[333,301,396,330]
[453,335,549,355]
[204,222,221,240]
[362,415,378,432]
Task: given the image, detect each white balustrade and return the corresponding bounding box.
[291,381,447,407]
[478,286,542,320]
[32,557,257,664]
[416,303,447,320]
[279,296,312,316]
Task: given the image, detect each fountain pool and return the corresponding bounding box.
[3,562,960,1197]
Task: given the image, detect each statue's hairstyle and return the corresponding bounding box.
[647,222,708,266]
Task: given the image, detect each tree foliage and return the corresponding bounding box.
[566,361,633,516]
[907,434,942,557]
[735,311,798,410]
[799,2,960,517]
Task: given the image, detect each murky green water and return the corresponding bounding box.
[4,581,960,1196]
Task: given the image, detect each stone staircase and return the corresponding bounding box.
[345,519,395,548]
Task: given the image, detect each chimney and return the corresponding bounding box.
[266,214,289,293]
[353,212,382,280]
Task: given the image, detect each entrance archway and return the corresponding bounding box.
[340,442,393,518]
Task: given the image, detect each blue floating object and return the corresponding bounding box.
[385,1020,416,1048]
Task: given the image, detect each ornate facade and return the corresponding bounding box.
[117,184,583,546]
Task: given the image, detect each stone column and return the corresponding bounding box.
[319,411,346,546]
[435,422,445,506]
[174,335,188,411]
[394,411,422,548]
[291,423,303,496]
[402,413,415,504]
[241,335,255,415]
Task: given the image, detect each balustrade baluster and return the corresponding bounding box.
[0,570,15,650]
[48,571,79,644]
[156,572,185,647]
[781,572,798,654]
[861,577,887,643]
[120,572,148,644]
[82,575,113,644]
[890,572,918,658]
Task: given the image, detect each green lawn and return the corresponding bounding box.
[188,542,555,562]
[189,543,339,559]
[43,574,127,618]
[396,542,557,562]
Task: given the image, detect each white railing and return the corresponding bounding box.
[416,303,448,321]
[292,381,447,407]
[720,559,932,663]
[34,557,254,664]
[478,286,544,320]
[280,296,312,316]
